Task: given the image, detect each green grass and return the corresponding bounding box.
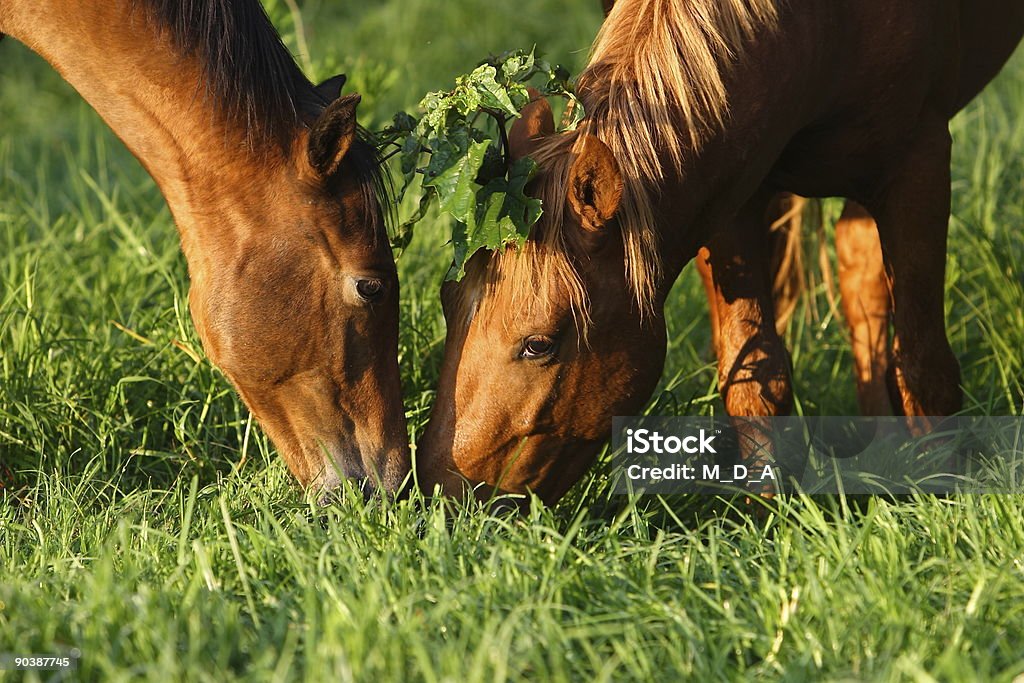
[2,2,1024,680]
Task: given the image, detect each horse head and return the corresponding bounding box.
[185,86,409,496]
[417,94,667,504]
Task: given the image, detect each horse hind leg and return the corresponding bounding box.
[767,196,898,416]
[756,195,895,417]
[835,200,893,415]
[864,112,962,423]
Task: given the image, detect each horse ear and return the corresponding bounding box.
[315,74,348,102]
[567,135,623,232]
[509,88,555,160]
[307,93,361,178]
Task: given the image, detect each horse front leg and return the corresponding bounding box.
[698,192,798,361]
[864,113,962,423]
[702,192,794,491]
[835,200,893,415]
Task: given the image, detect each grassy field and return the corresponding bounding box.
[2,1,1024,680]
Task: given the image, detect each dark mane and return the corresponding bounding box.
[134,0,313,146]
[134,0,392,232]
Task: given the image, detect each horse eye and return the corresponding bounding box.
[520,335,557,360]
[355,278,385,301]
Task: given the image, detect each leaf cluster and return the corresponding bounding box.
[377,49,583,279]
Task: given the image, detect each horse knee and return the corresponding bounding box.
[720,335,793,417]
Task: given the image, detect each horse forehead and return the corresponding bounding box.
[302,192,387,255]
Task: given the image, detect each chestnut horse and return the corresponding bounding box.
[418,0,1024,504]
[0,0,409,493]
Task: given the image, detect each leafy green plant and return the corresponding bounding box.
[377,49,583,279]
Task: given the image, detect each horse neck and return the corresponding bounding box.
[0,0,303,262]
[580,29,811,302]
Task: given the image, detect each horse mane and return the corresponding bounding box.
[134,0,312,145]
[132,0,391,232]
[498,0,780,321]
[591,0,780,162]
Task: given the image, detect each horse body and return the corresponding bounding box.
[1,0,410,492]
[419,0,1024,503]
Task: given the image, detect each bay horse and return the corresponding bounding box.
[0,0,409,494]
[418,0,1024,504]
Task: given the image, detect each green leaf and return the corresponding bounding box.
[425,139,490,226]
[372,47,583,271]
[470,65,519,117]
[502,157,543,238]
[501,51,535,81]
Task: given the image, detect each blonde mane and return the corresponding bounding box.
[491,0,780,323]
